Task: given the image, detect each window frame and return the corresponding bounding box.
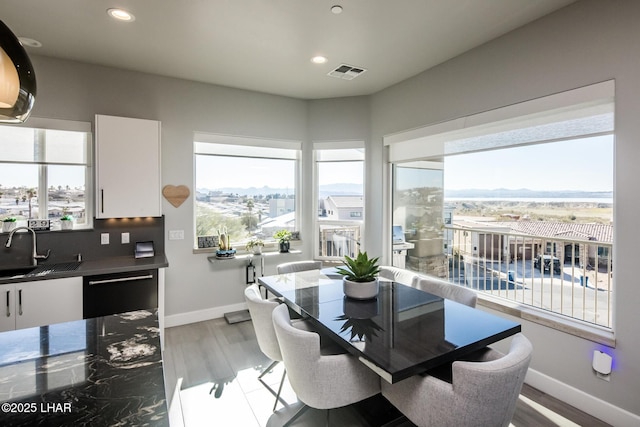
[0,118,93,230]
[313,141,365,262]
[383,81,616,346]
[193,133,302,253]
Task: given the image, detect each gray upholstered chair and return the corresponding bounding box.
[415,275,477,307]
[276,260,323,274]
[379,265,420,287]
[244,284,302,411]
[272,304,381,426]
[381,333,532,427]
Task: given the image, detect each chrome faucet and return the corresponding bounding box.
[5,226,50,266]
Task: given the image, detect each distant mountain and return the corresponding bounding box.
[444,188,613,199]
[196,183,363,198]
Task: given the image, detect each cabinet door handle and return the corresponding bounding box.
[101,189,104,213]
[18,289,22,316]
[5,290,9,317]
[88,275,153,285]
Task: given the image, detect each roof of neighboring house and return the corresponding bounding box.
[455,220,613,243]
[326,196,363,209]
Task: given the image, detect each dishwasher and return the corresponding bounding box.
[83,269,158,319]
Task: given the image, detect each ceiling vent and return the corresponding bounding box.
[327,64,367,80]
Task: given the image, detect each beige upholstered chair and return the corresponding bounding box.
[415,275,477,307]
[276,260,323,274]
[244,284,288,411]
[379,265,420,287]
[272,304,381,426]
[381,333,532,427]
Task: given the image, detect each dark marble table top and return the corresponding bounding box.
[259,270,521,383]
[0,310,168,426]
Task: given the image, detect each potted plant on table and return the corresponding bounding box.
[245,238,264,255]
[273,229,292,253]
[2,217,17,233]
[335,251,381,299]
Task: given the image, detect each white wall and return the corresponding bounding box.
[370,0,640,420]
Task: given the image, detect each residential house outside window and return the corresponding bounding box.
[387,81,615,337]
[314,143,364,261]
[194,134,300,251]
[0,120,92,230]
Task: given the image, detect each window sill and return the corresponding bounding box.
[477,294,615,348]
[204,250,302,263]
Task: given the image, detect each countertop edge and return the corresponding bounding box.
[0,254,169,284]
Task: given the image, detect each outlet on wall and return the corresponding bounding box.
[101,233,110,245]
[169,230,184,240]
[121,232,130,244]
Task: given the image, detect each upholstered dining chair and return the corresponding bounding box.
[244,284,296,411]
[276,260,323,274]
[379,265,420,287]
[415,275,478,307]
[381,333,532,427]
[272,304,381,426]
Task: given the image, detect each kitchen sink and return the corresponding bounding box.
[0,262,82,279]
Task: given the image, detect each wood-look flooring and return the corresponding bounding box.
[163,317,610,427]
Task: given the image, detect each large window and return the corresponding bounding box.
[314,144,364,261]
[194,135,300,250]
[0,121,91,230]
[387,81,615,334]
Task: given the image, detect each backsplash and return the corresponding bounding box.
[0,217,165,268]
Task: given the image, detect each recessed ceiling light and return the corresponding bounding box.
[311,56,328,64]
[18,37,42,48]
[107,8,135,22]
[331,5,343,15]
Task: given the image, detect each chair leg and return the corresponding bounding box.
[258,360,279,380]
[257,361,289,410]
[283,404,309,427]
[273,368,287,412]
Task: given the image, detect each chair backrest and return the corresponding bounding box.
[379,265,419,287]
[276,260,322,274]
[244,284,282,362]
[272,304,381,410]
[381,333,532,427]
[451,333,533,426]
[416,275,477,307]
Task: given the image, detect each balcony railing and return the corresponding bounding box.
[317,221,362,260]
[441,225,613,328]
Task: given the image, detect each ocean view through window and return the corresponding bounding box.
[388,81,615,334]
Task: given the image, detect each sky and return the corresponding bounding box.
[443,135,613,191]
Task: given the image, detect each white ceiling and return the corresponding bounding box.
[1,0,575,100]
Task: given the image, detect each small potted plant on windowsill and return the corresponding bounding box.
[60,215,73,230]
[336,251,381,300]
[2,217,17,233]
[245,238,264,255]
[273,229,292,253]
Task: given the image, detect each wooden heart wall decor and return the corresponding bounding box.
[162,185,190,208]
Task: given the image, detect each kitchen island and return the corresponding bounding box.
[0,310,168,426]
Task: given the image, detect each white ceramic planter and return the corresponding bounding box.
[2,222,16,233]
[343,277,379,300]
[61,220,73,230]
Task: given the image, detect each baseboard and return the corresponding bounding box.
[526,368,640,427]
[164,302,248,328]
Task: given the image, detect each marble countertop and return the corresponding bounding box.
[0,310,168,426]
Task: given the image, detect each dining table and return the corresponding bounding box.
[258,269,521,384]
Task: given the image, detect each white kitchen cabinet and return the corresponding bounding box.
[95,114,161,218]
[0,277,83,332]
